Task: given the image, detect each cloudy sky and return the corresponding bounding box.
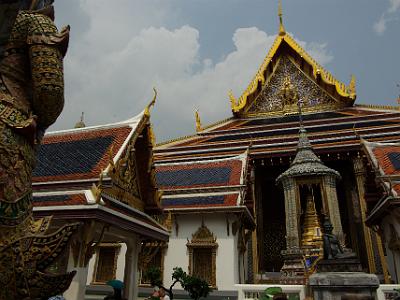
[53,0,400,142]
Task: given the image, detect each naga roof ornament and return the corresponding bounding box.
[195,109,203,132]
[144,87,158,117]
[229,1,356,117]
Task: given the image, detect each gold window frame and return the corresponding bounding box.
[187,224,218,288]
[92,243,121,284]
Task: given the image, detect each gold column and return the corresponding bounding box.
[282,178,300,248]
[353,157,376,273]
[353,157,390,282]
[322,175,344,243]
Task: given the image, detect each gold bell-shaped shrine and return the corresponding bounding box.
[302,193,323,249]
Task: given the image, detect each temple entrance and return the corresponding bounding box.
[255,163,287,274]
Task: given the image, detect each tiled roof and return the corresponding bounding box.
[33,126,132,182]
[156,160,243,190]
[156,153,248,210]
[162,193,239,208]
[33,193,87,207]
[363,140,400,222]
[155,107,400,163]
[156,154,246,191]
[363,140,400,179]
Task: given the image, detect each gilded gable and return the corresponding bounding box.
[247,56,338,117]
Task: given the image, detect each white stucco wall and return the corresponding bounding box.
[163,213,241,291]
[382,209,400,283]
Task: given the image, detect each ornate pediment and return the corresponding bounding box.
[229,32,355,118]
[108,141,142,207]
[187,224,217,246]
[247,56,338,117]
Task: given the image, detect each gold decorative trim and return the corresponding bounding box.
[187,224,218,287]
[355,103,400,111]
[229,33,355,115]
[195,109,202,132]
[91,243,121,285]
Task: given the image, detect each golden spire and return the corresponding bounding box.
[348,74,356,96]
[195,109,202,132]
[74,112,86,128]
[144,87,157,117]
[278,0,286,36]
[302,191,323,248]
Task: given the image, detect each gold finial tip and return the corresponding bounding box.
[278,0,286,36]
[195,109,202,132]
[74,112,86,128]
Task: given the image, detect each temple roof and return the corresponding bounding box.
[156,152,248,208]
[229,29,356,118]
[363,140,400,196]
[34,113,145,183]
[363,140,400,225]
[32,110,168,240]
[156,106,400,163]
[156,151,254,227]
[33,191,169,240]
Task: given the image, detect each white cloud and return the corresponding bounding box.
[373,14,387,35]
[389,0,400,13]
[53,2,334,141]
[373,0,400,35]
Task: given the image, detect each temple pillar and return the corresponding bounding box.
[322,175,344,243]
[280,177,305,284]
[64,247,89,300]
[353,157,390,281]
[353,157,376,273]
[123,236,141,300]
[282,177,300,248]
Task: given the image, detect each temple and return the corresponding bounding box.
[153,2,400,291]
[32,106,169,299]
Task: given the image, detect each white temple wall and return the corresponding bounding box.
[163,213,239,291]
[381,210,400,283]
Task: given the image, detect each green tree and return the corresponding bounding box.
[145,267,211,300]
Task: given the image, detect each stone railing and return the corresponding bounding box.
[235,283,400,300]
[376,284,400,300]
[235,284,306,300]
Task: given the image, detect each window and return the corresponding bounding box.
[139,243,165,285]
[192,247,213,283]
[187,224,218,287]
[93,244,120,284]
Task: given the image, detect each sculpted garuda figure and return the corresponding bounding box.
[0,1,78,299]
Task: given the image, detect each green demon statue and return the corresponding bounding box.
[0,1,78,299]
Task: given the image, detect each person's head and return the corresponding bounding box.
[159,287,166,297]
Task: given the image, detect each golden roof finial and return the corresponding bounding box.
[348,74,356,96]
[396,83,400,106]
[278,0,286,36]
[144,87,157,117]
[195,109,202,132]
[74,112,86,128]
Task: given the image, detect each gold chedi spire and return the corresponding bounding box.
[302,193,323,248]
[74,112,86,128]
[278,0,286,36]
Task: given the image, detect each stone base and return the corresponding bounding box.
[309,272,379,300]
[280,248,306,284]
[317,258,362,272]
